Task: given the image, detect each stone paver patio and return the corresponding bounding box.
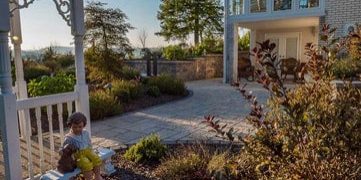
[91,79,269,148]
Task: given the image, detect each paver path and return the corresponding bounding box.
[91,79,269,148]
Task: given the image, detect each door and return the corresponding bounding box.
[265,32,300,61]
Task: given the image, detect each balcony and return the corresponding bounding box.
[228,0,325,22]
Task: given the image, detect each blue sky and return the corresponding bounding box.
[19,0,177,50]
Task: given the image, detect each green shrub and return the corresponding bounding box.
[28,73,75,97]
[332,57,361,79]
[124,134,167,163]
[24,63,52,82]
[57,54,74,68]
[147,75,186,96]
[112,80,143,102]
[89,90,122,120]
[147,86,161,97]
[238,31,250,51]
[121,66,140,80]
[162,45,189,60]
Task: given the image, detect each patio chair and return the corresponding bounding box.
[280,57,298,81]
[238,57,255,81]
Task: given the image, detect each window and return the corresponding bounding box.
[274,0,292,11]
[250,0,267,13]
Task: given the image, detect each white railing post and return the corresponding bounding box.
[71,0,91,135]
[0,1,22,179]
[10,0,30,138]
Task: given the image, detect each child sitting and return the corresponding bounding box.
[60,112,103,180]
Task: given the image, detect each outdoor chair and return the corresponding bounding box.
[238,57,255,81]
[280,58,298,81]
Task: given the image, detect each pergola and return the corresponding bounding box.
[0,0,90,179]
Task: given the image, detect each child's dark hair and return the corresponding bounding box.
[67,112,87,127]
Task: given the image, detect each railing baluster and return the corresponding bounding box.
[57,103,64,146]
[67,101,73,118]
[46,105,55,166]
[24,108,34,179]
[35,107,44,173]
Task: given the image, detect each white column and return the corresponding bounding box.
[250,29,257,65]
[0,1,22,179]
[10,1,29,138]
[71,0,91,135]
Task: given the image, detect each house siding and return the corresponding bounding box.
[322,0,361,36]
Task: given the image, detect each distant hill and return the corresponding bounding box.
[21,46,74,60]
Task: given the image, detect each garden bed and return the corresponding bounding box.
[94,143,240,180]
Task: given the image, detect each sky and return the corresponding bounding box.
[19,0,177,50]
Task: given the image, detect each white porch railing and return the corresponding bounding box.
[228,0,325,22]
[16,92,78,179]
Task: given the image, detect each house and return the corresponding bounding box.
[223,0,361,83]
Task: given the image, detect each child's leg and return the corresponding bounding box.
[93,165,103,180]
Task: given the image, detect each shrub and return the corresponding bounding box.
[332,57,361,79]
[24,63,52,82]
[147,86,161,97]
[112,80,143,102]
[238,31,250,51]
[124,134,167,163]
[162,45,189,60]
[203,25,361,179]
[28,73,75,97]
[89,90,122,120]
[57,54,74,68]
[147,75,186,96]
[207,152,237,180]
[156,146,210,179]
[121,66,140,80]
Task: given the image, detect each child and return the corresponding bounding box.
[60,112,103,180]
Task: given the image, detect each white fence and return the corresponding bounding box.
[16,92,78,179]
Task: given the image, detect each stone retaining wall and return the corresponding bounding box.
[125,54,223,81]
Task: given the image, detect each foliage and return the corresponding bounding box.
[89,90,122,120]
[207,152,238,180]
[147,86,161,97]
[28,73,75,97]
[121,66,140,80]
[23,61,52,82]
[157,0,223,45]
[346,24,361,59]
[85,1,133,58]
[203,24,361,179]
[112,80,143,102]
[192,36,224,56]
[332,57,361,79]
[124,134,167,163]
[84,47,123,84]
[147,75,186,96]
[239,31,250,51]
[57,53,75,68]
[156,145,210,179]
[162,45,189,60]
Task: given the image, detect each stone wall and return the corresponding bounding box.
[125,54,223,81]
[321,0,361,37]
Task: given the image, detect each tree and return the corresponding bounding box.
[157,0,223,45]
[138,29,148,49]
[84,1,133,58]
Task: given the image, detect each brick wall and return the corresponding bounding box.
[322,0,361,36]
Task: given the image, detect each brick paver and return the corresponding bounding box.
[91,79,269,148]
